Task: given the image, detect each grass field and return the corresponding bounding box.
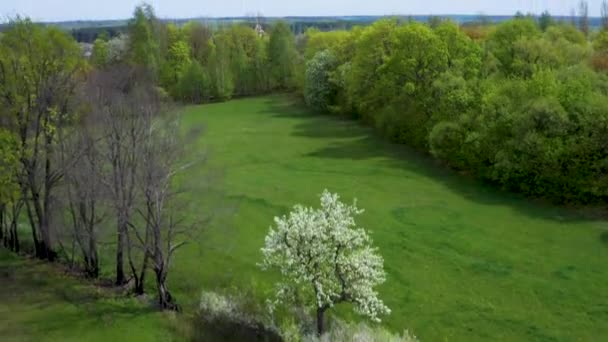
[172,95,608,341]
[0,249,180,342]
[3,95,608,341]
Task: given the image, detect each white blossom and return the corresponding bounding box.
[260,190,391,323]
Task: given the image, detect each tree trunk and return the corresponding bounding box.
[88,234,99,278]
[9,220,19,253]
[40,217,55,261]
[25,198,42,257]
[316,306,326,336]
[133,251,149,295]
[0,205,5,247]
[115,217,126,285]
[155,268,179,311]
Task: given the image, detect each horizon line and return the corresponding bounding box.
[5,12,594,25]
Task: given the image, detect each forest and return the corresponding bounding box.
[1,1,608,341]
[81,3,608,204]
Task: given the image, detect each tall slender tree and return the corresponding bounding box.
[128,3,161,76]
[267,21,297,89]
[0,19,82,260]
[602,0,608,31]
[579,0,590,37]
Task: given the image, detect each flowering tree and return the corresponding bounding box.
[260,190,390,335]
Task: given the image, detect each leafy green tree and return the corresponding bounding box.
[486,19,541,75]
[432,71,479,123]
[0,18,83,260]
[347,19,399,116]
[0,129,20,250]
[208,37,234,100]
[91,38,109,67]
[160,40,191,95]
[304,50,339,112]
[183,21,213,65]
[429,121,467,169]
[267,21,297,89]
[544,23,586,45]
[304,29,352,61]
[434,20,482,78]
[128,3,161,75]
[222,25,262,96]
[175,62,209,103]
[377,22,449,146]
[538,11,554,31]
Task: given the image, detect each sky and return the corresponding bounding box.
[0,0,605,22]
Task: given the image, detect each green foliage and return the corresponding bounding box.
[434,20,482,78]
[538,11,554,31]
[91,38,109,67]
[347,19,399,116]
[429,121,467,169]
[304,50,338,112]
[268,21,297,89]
[297,17,608,203]
[486,18,541,75]
[160,39,192,93]
[208,36,235,101]
[127,3,161,75]
[0,129,19,204]
[175,61,209,103]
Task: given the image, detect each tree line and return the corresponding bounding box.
[88,2,608,204]
[0,14,204,311]
[90,4,298,102]
[0,2,307,312]
[299,5,608,204]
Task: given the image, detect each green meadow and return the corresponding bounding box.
[3,95,607,341]
[173,95,608,341]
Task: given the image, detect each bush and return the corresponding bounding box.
[303,320,418,342]
[197,291,282,341]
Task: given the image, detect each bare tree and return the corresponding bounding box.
[579,0,590,37]
[131,111,198,310]
[59,109,106,278]
[1,200,23,252]
[85,66,152,285]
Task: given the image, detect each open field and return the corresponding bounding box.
[166,95,608,341]
[3,95,608,341]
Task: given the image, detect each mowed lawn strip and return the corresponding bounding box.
[172,95,608,341]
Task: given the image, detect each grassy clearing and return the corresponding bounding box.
[171,95,608,341]
[0,249,180,342]
[4,95,608,341]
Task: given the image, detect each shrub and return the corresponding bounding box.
[303,320,419,342]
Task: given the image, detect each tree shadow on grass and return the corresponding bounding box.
[0,251,158,336]
[261,98,605,224]
[600,231,608,246]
